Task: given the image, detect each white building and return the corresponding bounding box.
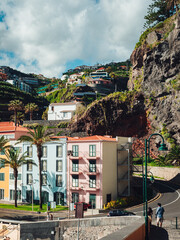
[48,102,80,121]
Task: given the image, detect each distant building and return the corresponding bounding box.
[21,77,39,86]
[48,101,80,121]
[7,79,32,93]
[66,135,132,209]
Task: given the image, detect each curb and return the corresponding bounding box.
[126,188,161,211]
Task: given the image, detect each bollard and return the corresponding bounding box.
[176,217,178,229]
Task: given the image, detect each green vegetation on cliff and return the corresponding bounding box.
[0,80,48,121]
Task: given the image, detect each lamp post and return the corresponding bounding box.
[144,133,168,240]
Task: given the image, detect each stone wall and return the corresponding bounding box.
[134,165,180,181]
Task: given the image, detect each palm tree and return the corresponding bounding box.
[0,147,36,207]
[0,136,8,152]
[167,145,180,165]
[8,100,23,126]
[18,125,54,209]
[154,155,171,166]
[25,103,39,121]
[10,112,24,126]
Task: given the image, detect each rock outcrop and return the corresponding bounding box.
[130,12,180,144]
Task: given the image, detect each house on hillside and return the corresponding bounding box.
[7,79,32,93]
[47,101,81,121]
[66,135,132,209]
[67,73,84,85]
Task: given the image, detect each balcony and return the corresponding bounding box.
[87,156,100,160]
[70,171,83,175]
[86,185,100,191]
[70,186,81,191]
[86,169,100,175]
[69,156,83,160]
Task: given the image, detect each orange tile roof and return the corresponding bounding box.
[65,135,116,142]
[0,122,28,133]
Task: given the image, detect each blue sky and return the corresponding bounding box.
[0,0,152,77]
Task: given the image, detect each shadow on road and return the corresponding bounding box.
[149,225,169,240]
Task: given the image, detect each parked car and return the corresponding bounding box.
[74,202,92,211]
[107,210,135,217]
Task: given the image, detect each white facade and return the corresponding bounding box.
[22,139,67,205]
[48,102,80,121]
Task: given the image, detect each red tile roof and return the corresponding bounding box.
[0,122,28,133]
[54,135,116,142]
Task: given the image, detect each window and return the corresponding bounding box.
[41,160,47,172]
[56,145,63,158]
[72,145,79,157]
[27,146,33,157]
[10,173,21,180]
[89,160,96,172]
[72,160,79,172]
[56,160,62,172]
[42,174,47,185]
[27,173,32,184]
[27,162,32,171]
[0,173,5,181]
[42,146,47,157]
[63,112,68,118]
[0,189,4,199]
[56,175,62,187]
[89,145,96,157]
[10,190,21,201]
[89,176,96,188]
[72,175,79,187]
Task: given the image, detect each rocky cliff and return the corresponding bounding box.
[129,12,180,145]
[70,12,180,149]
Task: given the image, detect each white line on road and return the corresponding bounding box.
[134,182,180,213]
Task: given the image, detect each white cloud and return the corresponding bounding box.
[0,0,152,77]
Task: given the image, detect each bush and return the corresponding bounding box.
[56,122,69,128]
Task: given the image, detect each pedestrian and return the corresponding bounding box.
[147,207,153,226]
[156,203,165,227]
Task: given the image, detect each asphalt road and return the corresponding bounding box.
[0,178,180,222]
[132,179,180,220]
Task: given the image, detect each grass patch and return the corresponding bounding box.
[0,203,68,212]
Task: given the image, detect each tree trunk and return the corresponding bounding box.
[37,146,42,209]
[30,111,33,121]
[15,110,17,127]
[14,169,18,207]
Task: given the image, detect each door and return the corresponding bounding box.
[72,192,79,203]
[106,194,111,203]
[89,194,96,209]
[42,191,49,204]
[54,192,64,205]
[26,190,32,203]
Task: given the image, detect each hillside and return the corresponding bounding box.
[69,12,180,150]
[0,80,49,121]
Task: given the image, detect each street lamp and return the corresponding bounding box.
[144,133,168,240]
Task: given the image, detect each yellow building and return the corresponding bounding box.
[0,122,29,201]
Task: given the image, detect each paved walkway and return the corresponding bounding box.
[149,220,180,240]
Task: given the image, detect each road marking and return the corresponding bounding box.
[134,183,180,213]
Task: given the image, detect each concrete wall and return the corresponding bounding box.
[134,165,180,181]
[20,221,59,240]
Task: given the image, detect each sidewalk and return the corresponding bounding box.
[149,225,169,240]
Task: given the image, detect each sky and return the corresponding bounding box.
[0,0,152,78]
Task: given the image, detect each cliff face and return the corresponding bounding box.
[70,13,180,146]
[130,12,180,144]
[70,92,147,137]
